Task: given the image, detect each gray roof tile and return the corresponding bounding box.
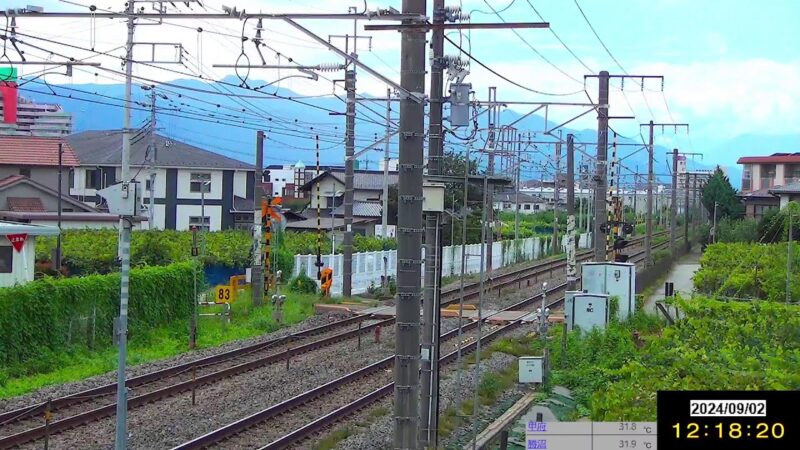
[67,130,253,170]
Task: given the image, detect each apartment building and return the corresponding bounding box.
[0,96,72,137]
[736,153,795,218]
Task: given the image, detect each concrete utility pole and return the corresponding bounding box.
[515,136,522,241]
[381,88,391,239]
[252,131,266,308]
[641,122,688,263]
[684,170,690,251]
[552,142,561,255]
[566,134,577,291]
[670,148,678,257]
[421,0,444,445]
[394,0,426,447]
[645,121,654,265]
[592,71,610,262]
[148,90,157,229]
[56,142,63,269]
[343,68,356,298]
[485,87,497,277]
[114,1,135,448]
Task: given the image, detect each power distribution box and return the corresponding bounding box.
[565,292,610,332]
[97,182,143,216]
[422,183,446,212]
[448,82,472,127]
[580,262,636,320]
[518,356,544,383]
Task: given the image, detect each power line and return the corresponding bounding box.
[442,35,583,97]
[481,0,584,85]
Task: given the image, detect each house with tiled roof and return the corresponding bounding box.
[736,153,796,219]
[0,135,79,194]
[0,174,132,229]
[67,130,255,231]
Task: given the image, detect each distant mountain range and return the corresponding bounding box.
[22,75,794,189]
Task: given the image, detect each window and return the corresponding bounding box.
[523,204,531,210]
[19,168,31,177]
[69,169,75,189]
[190,173,211,193]
[85,168,102,189]
[189,216,210,231]
[146,179,152,191]
[0,247,12,274]
[234,213,252,231]
[62,208,74,212]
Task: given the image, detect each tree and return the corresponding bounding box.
[702,167,744,220]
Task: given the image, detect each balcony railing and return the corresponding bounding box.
[760,177,775,189]
[742,178,751,191]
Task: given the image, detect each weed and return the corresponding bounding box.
[314,427,352,450]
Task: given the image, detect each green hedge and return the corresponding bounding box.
[0,262,201,365]
[694,242,800,301]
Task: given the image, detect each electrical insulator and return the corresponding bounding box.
[315,63,343,72]
[447,82,471,127]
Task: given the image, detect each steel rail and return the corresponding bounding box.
[0,317,395,449]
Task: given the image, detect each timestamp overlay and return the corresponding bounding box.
[657,390,799,450]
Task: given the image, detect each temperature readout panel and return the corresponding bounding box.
[657,390,799,450]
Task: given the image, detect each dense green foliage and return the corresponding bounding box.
[715,217,758,243]
[0,262,201,367]
[693,242,800,301]
[547,298,800,420]
[35,229,397,276]
[288,270,318,294]
[0,288,320,398]
[757,201,800,243]
[702,167,744,220]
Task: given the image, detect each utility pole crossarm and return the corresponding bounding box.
[364,21,549,31]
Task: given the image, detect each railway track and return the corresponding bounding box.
[0,232,670,449]
[0,316,394,448]
[438,230,670,307]
[172,241,668,449]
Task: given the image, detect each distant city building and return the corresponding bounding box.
[0,96,72,137]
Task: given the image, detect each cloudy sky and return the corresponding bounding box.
[6,0,800,164]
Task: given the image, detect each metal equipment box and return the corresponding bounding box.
[568,293,610,332]
[518,356,544,383]
[580,262,636,320]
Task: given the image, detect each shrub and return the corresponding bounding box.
[0,262,202,366]
[288,270,318,294]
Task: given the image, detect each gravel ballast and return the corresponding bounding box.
[330,351,519,450]
[0,313,350,414]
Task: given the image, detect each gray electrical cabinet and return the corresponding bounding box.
[518,356,544,383]
[568,293,610,332]
[448,82,472,127]
[580,262,636,320]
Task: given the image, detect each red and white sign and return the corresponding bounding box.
[6,234,27,252]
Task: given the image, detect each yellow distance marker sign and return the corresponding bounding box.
[214,284,236,303]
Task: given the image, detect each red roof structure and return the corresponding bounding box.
[737,153,800,164]
[7,197,46,212]
[0,136,79,166]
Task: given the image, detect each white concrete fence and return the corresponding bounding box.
[293,232,593,296]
